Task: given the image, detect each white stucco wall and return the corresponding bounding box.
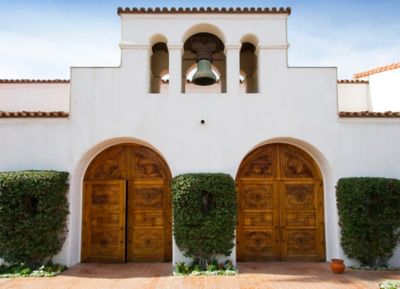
[337,83,370,111]
[0,83,70,112]
[337,68,400,113]
[369,68,400,112]
[120,13,287,46]
[1,12,400,268]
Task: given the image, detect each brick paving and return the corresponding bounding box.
[0,262,399,289]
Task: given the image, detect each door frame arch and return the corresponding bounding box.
[235,142,326,261]
[80,139,172,263]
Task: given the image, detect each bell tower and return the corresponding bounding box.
[117,7,291,95]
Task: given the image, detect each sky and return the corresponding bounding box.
[0,0,399,79]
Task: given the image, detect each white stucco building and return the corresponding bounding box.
[0,7,400,267]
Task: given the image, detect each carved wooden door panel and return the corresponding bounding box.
[82,180,126,262]
[127,180,169,261]
[82,143,172,263]
[237,180,279,260]
[278,144,325,261]
[279,181,324,260]
[237,143,325,261]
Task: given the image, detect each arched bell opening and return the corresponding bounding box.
[150,42,169,93]
[236,143,325,262]
[240,42,258,93]
[81,143,172,263]
[182,32,226,93]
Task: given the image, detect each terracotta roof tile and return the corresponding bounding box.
[339,111,400,118]
[0,111,69,118]
[354,62,400,79]
[0,79,70,84]
[118,7,291,15]
[337,79,369,84]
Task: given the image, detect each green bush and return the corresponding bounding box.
[0,263,66,278]
[336,177,400,266]
[0,171,69,267]
[174,262,190,275]
[173,259,237,276]
[171,173,236,269]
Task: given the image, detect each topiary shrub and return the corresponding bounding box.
[171,173,236,269]
[336,177,400,266]
[0,171,69,267]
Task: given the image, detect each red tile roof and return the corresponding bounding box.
[337,79,369,84]
[0,79,70,83]
[339,111,400,118]
[118,7,291,15]
[353,62,400,79]
[0,111,69,118]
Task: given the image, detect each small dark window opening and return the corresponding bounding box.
[24,195,39,216]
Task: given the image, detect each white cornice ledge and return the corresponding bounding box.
[258,43,289,49]
[167,43,184,50]
[119,42,151,49]
[224,43,242,50]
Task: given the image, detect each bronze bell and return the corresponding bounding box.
[192,59,217,86]
[189,33,219,86]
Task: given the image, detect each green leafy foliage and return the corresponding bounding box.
[206,264,218,272]
[0,263,66,278]
[379,280,400,289]
[0,171,69,267]
[173,259,237,276]
[174,262,191,275]
[224,260,234,271]
[171,173,236,268]
[336,177,400,266]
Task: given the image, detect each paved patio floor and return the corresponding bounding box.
[0,262,399,289]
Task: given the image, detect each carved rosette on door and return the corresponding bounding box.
[236,143,325,261]
[82,144,172,263]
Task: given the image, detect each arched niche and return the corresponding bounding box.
[240,34,259,48]
[182,32,226,93]
[182,23,226,44]
[149,34,168,47]
[240,38,259,93]
[150,42,169,93]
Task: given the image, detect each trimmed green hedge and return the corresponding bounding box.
[336,177,400,266]
[0,171,69,267]
[171,173,236,268]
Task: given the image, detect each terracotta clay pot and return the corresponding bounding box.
[330,259,345,274]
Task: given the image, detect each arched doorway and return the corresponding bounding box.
[81,143,172,263]
[236,143,325,261]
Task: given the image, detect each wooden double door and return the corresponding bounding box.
[236,143,325,261]
[82,144,172,263]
